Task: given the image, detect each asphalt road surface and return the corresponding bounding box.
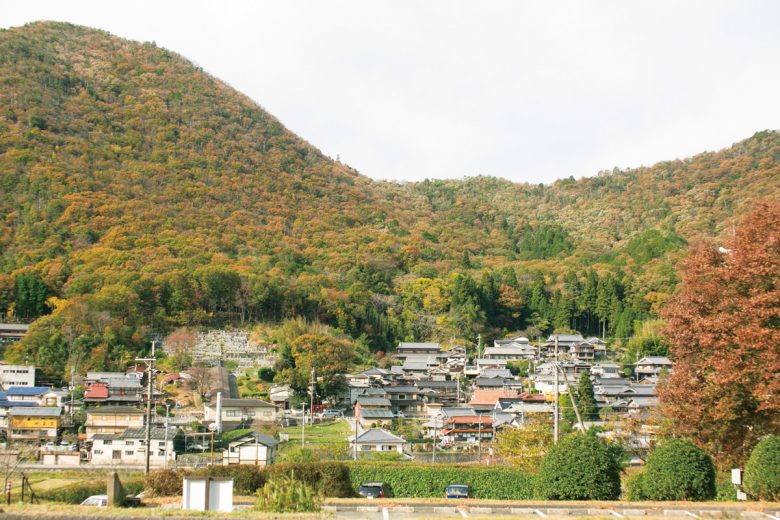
[325,503,780,520]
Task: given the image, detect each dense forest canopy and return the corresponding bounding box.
[1,22,779,381]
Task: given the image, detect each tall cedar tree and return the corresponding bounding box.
[659,201,780,466]
[577,371,599,421]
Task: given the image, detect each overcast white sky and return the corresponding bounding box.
[3,1,780,183]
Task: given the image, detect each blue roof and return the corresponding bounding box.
[0,400,38,407]
[6,386,50,396]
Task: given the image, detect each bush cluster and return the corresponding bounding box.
[535,433,622,500]
[348,462,534,499]
[743,435,780,501]
[255,472,321,512]
[145,462,533,499]
[629,439,716,501]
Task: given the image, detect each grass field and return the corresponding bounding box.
[6,470,142,493]
[277,419,351,458]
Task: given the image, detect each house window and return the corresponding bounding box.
[125,450,134,455]
[158,451,165,457]
[104,440,112,445]
[94,450,103,455]
[361,445,371,451]
[226,410,237,417]
[158,441,165,447]
[126,441,134,445]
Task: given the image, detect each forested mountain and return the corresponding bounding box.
[1,22,778,379]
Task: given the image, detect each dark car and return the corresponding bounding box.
[445,484,470,499]
[358,482,387,499]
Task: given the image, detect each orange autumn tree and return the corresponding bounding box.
[659,201,780,467]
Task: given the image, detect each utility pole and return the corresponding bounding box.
[432,415,438,463]
[309,369,316,426]
[478,416,482,461]
[69,365,75,423]
[553,336,559,444]
[135,341,157,475]
[558,367,585,432]
[164,403,170,470]
[353,403,358,460]
[300,403,306,447]
[477,334,482,358]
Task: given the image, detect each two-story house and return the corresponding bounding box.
[8,406,62,441]
[90,426,178,466]
[204,398,276,430]
[85,406,145,440]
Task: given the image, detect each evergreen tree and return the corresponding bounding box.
[577,371,599,421]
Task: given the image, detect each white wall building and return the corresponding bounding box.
[90,427,177,466]
[222,432,280,466]
[348,428,408,455]
[0,364,35,389]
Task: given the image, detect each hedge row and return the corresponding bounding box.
[144,462,533,499]
[348,462,534,499]
[144,462,353,498]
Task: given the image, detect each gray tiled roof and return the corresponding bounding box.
[351,428,406,444]
[9,406,61,417]
[360,410,395,419]
[229,432,280,447]
[357,396,391,407]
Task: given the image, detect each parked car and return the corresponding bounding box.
[81,495,108,507]
[358,482,387,499]
[80,494,141,507]
[445,484,469,499]
[320,409,344,419]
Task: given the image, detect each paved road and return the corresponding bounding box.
[325,502,780,520]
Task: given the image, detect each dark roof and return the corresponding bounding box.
[357,396,391,407]
[416,380,457,389]
[229,432,280,447]
[360,410,395,419]
[384,385,419,394]
[475,377,510,387]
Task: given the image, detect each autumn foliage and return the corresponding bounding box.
[659,201,780,466]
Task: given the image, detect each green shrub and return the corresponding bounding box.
[715,472,738,502]
[625,471,646,501]
[196,465,266,495]
[347,462,534,499]
[641,439,715,501]
[39,476,143,504]
[144,469,190,497]
[743,435,780,501]
[536,434,622,500]
[267,462,352,497]
[256,472,320,512]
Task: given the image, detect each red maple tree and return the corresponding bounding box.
[659,200,780,467]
